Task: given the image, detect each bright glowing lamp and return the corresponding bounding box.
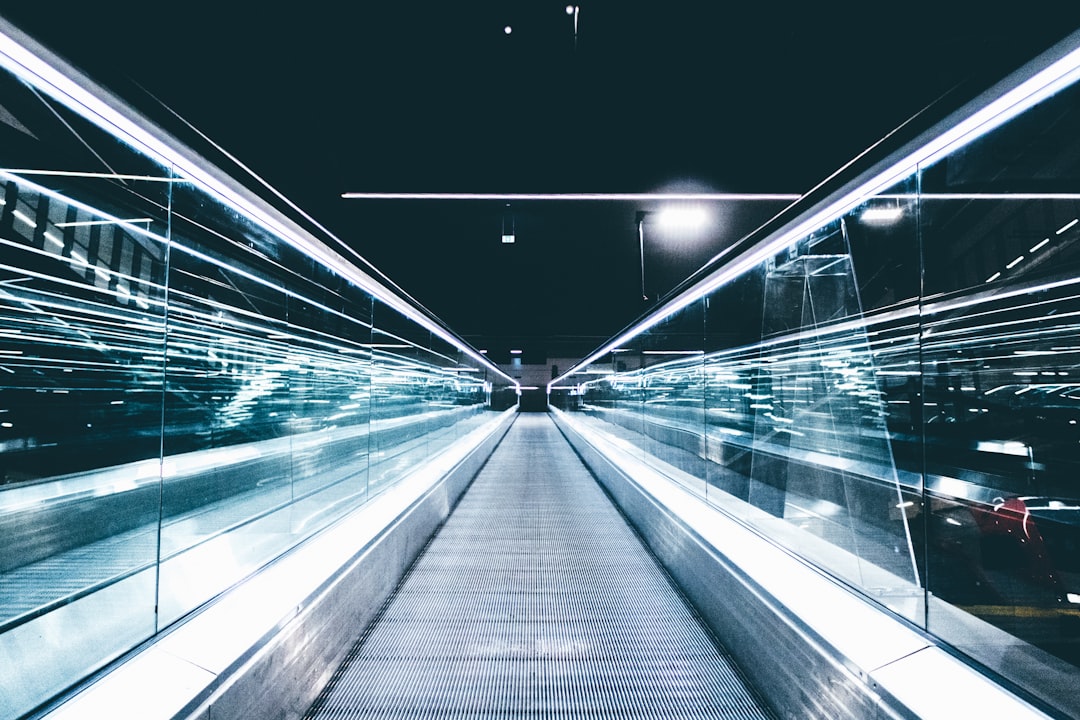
[635,205,712,302]
[656,205,709,232]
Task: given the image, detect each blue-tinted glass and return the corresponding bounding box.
[919,78,1080,712]
[0,69,169,717]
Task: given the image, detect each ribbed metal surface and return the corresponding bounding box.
[305,414,773,720]
[0,527,156,624]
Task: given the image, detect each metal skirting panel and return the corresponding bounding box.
[305,414,772,720]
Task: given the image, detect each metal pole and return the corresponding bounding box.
[637,215,647,301]
[573,5,579,51]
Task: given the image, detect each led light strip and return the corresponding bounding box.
[341,192,801,201]
[0,20,516,388]
[550,32,1080,390]
[347,191,1080,202]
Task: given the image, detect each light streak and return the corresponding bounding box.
[1,168,186,181]
[55,218,153,228]
[341,192,801,201]
[0,28,515,389]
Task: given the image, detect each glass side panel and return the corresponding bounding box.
[368,301,435,493]
[0,30,513,720]
[556,62,1080,712]
[709,189,921,600]
[919,77,1080,714]
[579,346,647,461]
[283,258,373,534]
[703,269,767,505]
[0,68,169,718]
[367,303,496,493]
[447,344,493,440]
[638,302,706,495]
[564,183,923,605]
[159,187,299,624]
[843,179,924,618]
[425,331,482,454]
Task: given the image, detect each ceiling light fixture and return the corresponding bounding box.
[656,205,709,231]
[341,192,801,201]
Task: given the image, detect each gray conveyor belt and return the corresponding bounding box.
[304,413,774,719]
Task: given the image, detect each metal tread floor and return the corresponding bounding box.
[305,413,773,719]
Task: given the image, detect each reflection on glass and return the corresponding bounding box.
[367,305,489,495]
[570,205,921,595]
[0,39,513,720]
[0,81,172,714]
[916,79,1080,704]
[552,44,1080,717]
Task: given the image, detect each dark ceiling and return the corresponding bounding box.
[3,2,1080,359]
